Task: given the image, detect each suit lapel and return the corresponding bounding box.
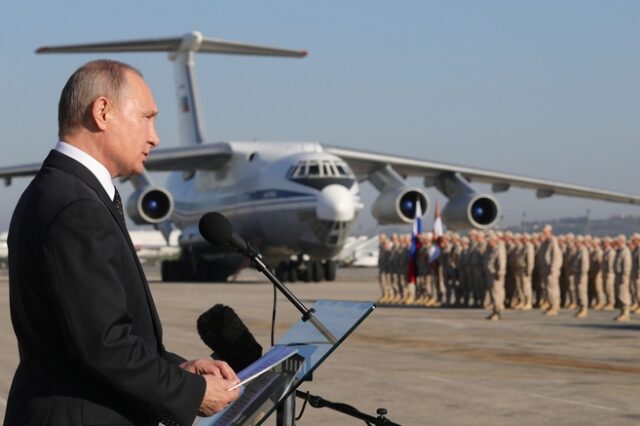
[43,151,164,348]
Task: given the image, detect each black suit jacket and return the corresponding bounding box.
[4,151,205,426]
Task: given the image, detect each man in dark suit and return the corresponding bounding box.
[4,60,240,425]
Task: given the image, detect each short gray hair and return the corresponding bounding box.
[58,59,142,138]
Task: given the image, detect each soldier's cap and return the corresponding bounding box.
[461,236,470,243]
[576,235,584,242]
[584,235,592,240]
[617,234,627,241]
[566,233,575,239]
[593,237,601,244]
[543,224,553,232]
[632,233,640,241]
[504,231,514,238]
[603,236,612,243]
[495,231,504,238]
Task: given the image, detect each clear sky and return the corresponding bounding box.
[0,0,639,230]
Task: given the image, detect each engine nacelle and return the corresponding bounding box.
[442,193,500,230]
[372,187,429,224]
[126,186,174,225]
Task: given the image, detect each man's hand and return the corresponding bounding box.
[198,374,241,417]
[180,359,239,383]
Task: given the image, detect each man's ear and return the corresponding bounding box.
[91,96,111,131]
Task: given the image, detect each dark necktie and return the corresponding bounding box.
[113,188,125,221]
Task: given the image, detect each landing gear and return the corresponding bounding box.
[275,259,337,283]
[311,260,324,282]
[324,260,337,281]
[161,252,240,282]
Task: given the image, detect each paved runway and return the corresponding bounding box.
[1,266,640,425]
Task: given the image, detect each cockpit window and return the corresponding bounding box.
[288,159,354,179]
[308,162,320,177]
[287,158,356,190]
[322,162,331,177]
[293,163,307,177]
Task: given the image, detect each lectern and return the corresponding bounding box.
[196,299,375,426]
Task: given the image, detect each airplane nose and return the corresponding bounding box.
[316,184,356,222]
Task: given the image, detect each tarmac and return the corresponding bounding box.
[1,266,640,425]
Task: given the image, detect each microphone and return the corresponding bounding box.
[197,304,263,372]
[199,212,249,254]
[198,211,338,344]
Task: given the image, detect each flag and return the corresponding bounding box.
[428,200,444,265]
[407,201,422,284]
[433,199,444,238]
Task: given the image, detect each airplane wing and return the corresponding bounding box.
[0,142,233,185]
[325,145,640,205]
[0,163,42,185]
[143,142,232,171]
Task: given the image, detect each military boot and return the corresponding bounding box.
[486,312,501,321]
[575,308,588,319]
[544,307,559,316]
[614,309,631,322]
[404,285,416,305]
[378,288,391,304]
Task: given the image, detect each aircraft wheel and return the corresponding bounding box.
[300,263,312,282]
[312,260,324,282]
[324,260,337,282]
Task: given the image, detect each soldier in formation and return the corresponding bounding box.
[376,225,640,322]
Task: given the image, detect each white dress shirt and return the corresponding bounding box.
[54,141,115,200]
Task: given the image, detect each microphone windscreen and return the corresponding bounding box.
[199,212,233,246]
[197,304,263,372]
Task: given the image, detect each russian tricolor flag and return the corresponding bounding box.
[407,201,423,284]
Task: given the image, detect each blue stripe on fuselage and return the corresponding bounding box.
[174,189,316,212]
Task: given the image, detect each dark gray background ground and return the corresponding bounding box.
[1,267,639,425]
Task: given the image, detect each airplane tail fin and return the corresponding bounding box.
[37,31,307,146]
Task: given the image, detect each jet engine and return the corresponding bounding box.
[126,186,174,225]
[442,193,500,230]
[372,187,429,224]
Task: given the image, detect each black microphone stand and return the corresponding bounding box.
[239,242,338,426]
[295,390,401,426]
[244,243,337,345]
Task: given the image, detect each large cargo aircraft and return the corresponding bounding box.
[1,31,639,282]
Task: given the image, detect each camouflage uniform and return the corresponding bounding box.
[573,239,590,316]
[485,235,507,319]
[589,240,604,309]
[602,238,616,310]
[614,236,632,321]
[539,228,563,315]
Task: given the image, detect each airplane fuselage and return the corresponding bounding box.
[167,141,362,261]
